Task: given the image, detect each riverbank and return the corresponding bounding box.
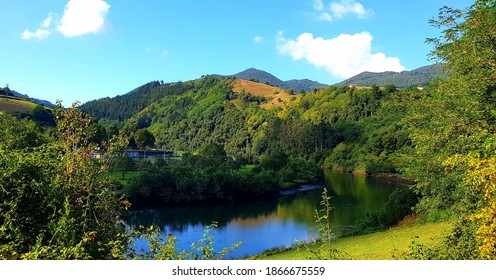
[277,184,323,196]
[250,215,452,260]
[330,167,415,186]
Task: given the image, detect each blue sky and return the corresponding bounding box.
[0,0,473,106]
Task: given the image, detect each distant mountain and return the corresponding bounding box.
[212,68,328,92]
[335,64,446,88]
[12,91,56,108]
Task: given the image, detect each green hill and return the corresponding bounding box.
[79,81,196,121]
[336,64,445,88]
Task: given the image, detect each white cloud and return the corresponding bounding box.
[42,14,54,28]
[254,36,263,43]
[21,29,51,41]
[313,0,325,11]
[21,13,55,41]
[161,50,169,57]
[330,0,369,19]
[316,12,333,22]
[58,0,111,37]
[21,0,110,40]
[276,31,405,78]
[312,0,372,22]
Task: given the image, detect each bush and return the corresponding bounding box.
[0,104,129,259]
[279,158,324,184]
[350,187,420,235]
[323,143,356,171]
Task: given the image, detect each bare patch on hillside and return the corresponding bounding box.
[232,79,300,109]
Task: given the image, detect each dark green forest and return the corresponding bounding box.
[2,0,496,260]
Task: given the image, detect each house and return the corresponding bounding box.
[123,149,174,160]
[91,150,105,159]
[91,149,175,161]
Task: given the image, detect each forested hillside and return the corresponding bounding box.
[79,81,196,121]
[336,64,445,88]
[101,76,409,176]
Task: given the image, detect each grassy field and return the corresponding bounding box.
[239,164,255,174]
[253,216,452,260]
[232,80,301,109]
[107,171,140,185]
[0,96,38,112]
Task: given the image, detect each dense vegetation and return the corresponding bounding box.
[83,75,411,177]
[121,145,323,205]
[1,0,496,260]
[0,105,129,259]
[400,1,496,259]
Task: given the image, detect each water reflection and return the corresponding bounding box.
[126,170,402,259]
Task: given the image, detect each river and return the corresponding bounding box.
[125,170,403,259]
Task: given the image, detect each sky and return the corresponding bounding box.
[0,0,474,106]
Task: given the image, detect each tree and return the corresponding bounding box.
[200,142,226,160]
[30,105,56,126]
[0,113,45,149]
[404,1,496,259]
[0,85,14,97]
[0,103,130,259]
[133,128,155,149]
[114,153,136,179]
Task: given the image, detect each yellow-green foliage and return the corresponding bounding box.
[464,154,496,259]
[0,103,130,260]
[256,219,452,260]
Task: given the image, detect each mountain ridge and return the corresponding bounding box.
[335,64,445,88]
[211,68,328,93]
[12,91,56,108]
[80,65,445,121]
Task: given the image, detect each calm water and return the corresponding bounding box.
[125,170,403,259]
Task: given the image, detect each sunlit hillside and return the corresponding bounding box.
[232,79,301,109]
[0,96,38,112]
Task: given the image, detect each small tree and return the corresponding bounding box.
[115,153,136,179]
[133,128,155,149]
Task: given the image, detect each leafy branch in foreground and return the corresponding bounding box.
[1,102,130,259]
[127,222,241,260]
[297,188,347,259]
[316,188,333,245]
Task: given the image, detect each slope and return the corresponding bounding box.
[255,218,452,260]
[0,96,39,112]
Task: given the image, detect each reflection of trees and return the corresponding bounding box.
[322,170,402,230]
[276,190,321,223]
[325,170,399,212]
[124,199,279,231]
[124,171,402,234]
